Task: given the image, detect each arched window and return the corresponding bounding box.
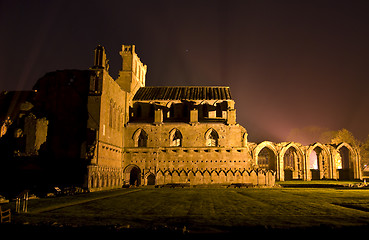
[112,103,116,129]
[169,128,182,147]
[205,128,219,147]
[133,129,148,147]
[257,147,277,171]
[109,100,113,127]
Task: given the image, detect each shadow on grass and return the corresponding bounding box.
[1,222,369,238]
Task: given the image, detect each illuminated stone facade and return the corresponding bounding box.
[109,45,360,188]
[0,45,362,192]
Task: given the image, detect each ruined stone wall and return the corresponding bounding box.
[251,141,362,181]
[96,70,125,168]
[122,122,276,186]
[24,113,48,155]
[116,45,147,95]
[124,122,248,148]
[86,45,147,191]
[86,70,126,190]
[123,146,275,186]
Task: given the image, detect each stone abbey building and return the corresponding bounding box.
[0,45,362,192]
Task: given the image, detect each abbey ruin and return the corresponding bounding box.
[0,45,362,192]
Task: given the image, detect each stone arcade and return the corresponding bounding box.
[0,45,361,191]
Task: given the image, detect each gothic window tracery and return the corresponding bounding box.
[109,100,113,128]
[205,128,219,147]
[169,128,182,147]
[133,128,148,147]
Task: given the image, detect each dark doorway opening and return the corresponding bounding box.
[147,173,155,185]
[129,167,141,186]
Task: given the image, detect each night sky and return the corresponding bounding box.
[1,0,369,144]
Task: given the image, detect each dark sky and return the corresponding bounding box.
[1,0,369,143]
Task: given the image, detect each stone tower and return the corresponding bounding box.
[88,45,108,95]
[116,45,147,99]
[92,45,108,70]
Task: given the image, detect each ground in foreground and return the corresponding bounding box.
[3,186,369,236]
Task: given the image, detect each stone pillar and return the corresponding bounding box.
[154,108,163,125]
[277,155,284,181]
[227,109,236,125]
[190,108,198,124]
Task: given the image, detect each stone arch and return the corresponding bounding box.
[109,99,114,127]
[179,170,187,183]
[306,143,331,180]
[280,143,305,180]
[242,170,250,183]
[95,173,101,188]
[144,172,156,185]
[169,128,183,147]
[257,169,267,186]
[213,100,225,118]
[187,171,195,184]
[123,164,141,186]
[205,128,219,147]
[203,170,212,184]
[163,169,172,183]
[196,170,204,184]
[218,170,227,183]
[171,170,180,183]
[249,169,258,184]
[132,128,148,147]
[166,101,174,119]
[234,170,243,183]
[101,174,106,187]
[211,100,220,106]
[226,169,235,183]
[336,142,355,167]
[117,107,123,131]
[108,173,113,187]
[165,101,173,108]
[156,170,165,185]
[200,101,211,118]
[336,142,359,180]
[90,174,97,188]
[253,141,278,171]
[112,101,117,129]
[242,132,248,147]
[264,170,275,186]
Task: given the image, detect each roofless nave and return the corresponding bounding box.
[0,45,361,191]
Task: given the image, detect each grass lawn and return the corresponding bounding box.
[277,180,363,187]
[5,186,369,234]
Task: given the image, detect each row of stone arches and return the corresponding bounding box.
[132,128,220,147]
[252,141,360,181]
[123,165,275,186]
[89,172,122,189]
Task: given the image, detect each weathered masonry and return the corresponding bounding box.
[0,44,361,192]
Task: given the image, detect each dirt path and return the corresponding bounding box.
[30,189,142,213]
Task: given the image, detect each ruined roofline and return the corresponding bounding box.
[133,86,232,101]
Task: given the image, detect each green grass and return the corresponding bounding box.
[6,187,369,232]
[277,180,362,186]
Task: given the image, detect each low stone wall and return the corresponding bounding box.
[154,169,275,186]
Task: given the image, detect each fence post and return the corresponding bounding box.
[15,190,29,213]
[0,206,11,223]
